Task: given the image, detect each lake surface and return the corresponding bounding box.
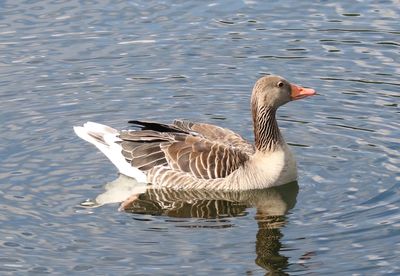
[1,0,399,274]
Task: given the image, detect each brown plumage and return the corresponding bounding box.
[74,75,316,191]
[120,120,252,178]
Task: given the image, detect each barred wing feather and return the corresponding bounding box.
[120,120,252,179]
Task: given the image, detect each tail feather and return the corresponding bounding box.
[73,122,147,183]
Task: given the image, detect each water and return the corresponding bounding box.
[1,0,399,274]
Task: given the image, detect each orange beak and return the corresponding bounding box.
[290,84,316,100]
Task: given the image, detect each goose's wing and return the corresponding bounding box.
[129,119,255,155]
[120,121,251,179]
[172,120,255,155]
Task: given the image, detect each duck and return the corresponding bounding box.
[74,75,315,191]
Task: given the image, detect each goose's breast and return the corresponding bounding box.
[250,148,297,188]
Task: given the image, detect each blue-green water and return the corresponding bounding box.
[0,0,399,274]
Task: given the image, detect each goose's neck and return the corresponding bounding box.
[253,107,284,152]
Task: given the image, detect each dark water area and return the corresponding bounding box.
[0,0,399,274]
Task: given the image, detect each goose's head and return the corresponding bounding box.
[250,75,316,151]
[251,75,316,111]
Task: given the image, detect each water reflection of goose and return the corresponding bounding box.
[121,179,298,219]
[74,76,315,191]
[83,175,298,274]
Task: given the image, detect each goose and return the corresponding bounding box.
[74,75,315,191]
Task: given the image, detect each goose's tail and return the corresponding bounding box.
[73,122,147,183]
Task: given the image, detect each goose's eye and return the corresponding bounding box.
[277,81,284,88]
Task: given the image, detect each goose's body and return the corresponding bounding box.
[74,76,315,191]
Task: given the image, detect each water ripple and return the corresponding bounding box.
[0,0,399,274]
